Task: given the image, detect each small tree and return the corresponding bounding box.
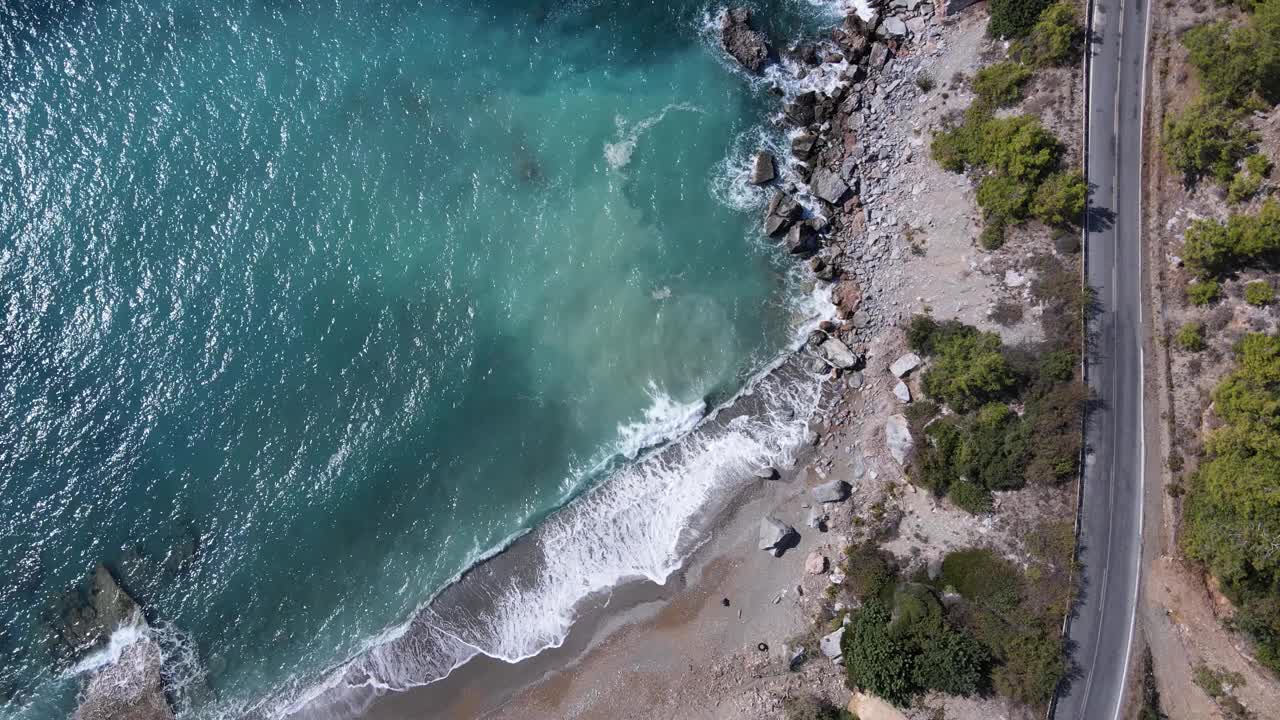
[973,61,1034,108]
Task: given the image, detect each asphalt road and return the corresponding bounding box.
[1053,0,1151,718]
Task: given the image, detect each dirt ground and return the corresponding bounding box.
[1139,1,1280,718]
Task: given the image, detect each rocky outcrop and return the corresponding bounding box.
[763,191,803,237]
[50,564,140,664]
[72,638,174,720]
[758,517,798,556]
[721,8,771,74]
[885,414,914,465]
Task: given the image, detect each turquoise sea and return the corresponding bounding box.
[0,1,844,717]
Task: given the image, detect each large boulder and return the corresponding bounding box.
[811,479,852,503]
[893,380,911,403]
[758,517,799,556]
[832,281,861,318]
[820,627,846,659]
[820,337,860,369]
[805,552,828,575]
[784,91,818,126]
[721,9,771,73]
[784,223,819,256]
[791,131,819,160]
[763,192,803,237]
[885,414,914,465]
[890,352,922,378]
[882,16,908,37]
[810,168,850,204]
[749,151,776,185]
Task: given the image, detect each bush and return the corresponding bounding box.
[1247,152,1274,177]
[950,479,994,514]
[978,175,1032,224]
[1245,279,1274,305]
[843,601,914,706]
[1182,3,1280,107]
[1054,229,1081,254]
[1183,333,1280,672]
[1182,199,1280,277]
[1163,101,1258,186]
[989,0,1055,38]
[1015,2,1083,67]
[980,218,1007,250]
[844,541,898,602]
[973,61,1034,108]
[1031,171,1087,227]
[1023,381,1086,484]
[933,111,1062,185]
[783,696,857,720]
[991,630,1066,706]
[1186,279,1221,305]
[1228,166,1264,204]
[941,549,1023,612]
[920,325,1018,412]
[1177,322,1207,352]
[915,71,936,93]
[912,629,991,696]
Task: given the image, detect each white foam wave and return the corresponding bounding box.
[604,103,703,170]
[615,383,706,460]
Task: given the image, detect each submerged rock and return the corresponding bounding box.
[721,8,771,74]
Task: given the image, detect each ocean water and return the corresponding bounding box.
[0,1,843,717]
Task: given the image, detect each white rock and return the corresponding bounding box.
[890,352,921,377]
[820,627,846,659]
[1004,269,1029,287]
[893,380,911,403]
[885,414,914,465]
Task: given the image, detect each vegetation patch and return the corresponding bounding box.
[1182,199,1280,277]
[1182,334,1280,672]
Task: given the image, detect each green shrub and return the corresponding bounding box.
[973,61,1034,108]
[933,111,1062,185]
[950,479,994,514]
[843,601,914,706]
[912,629,990,696]
[1228,167,1264,204]
[958,403,1029,490]
[941,549,1023,612]
[1186,279,1221,305]
[1163,101,1258,186]
[920,325,1017,412]
[1182,2,1280,108]
[1245,279,1274,305]
[1023,381,1086,484]
[1177,322,1207,352]
[917,417,966,493]
[1246,152,1274,177]
[844,541,898,602]
[916,71,936,93]
[989,0,1055,38]
[980,218,1007,250]
[1183,199,1280,277]
[978,175,1032,223]
[991,630,1066,706]
[1015,2,1083,67]
[1031,171,1087,226]
[783,696,857,720]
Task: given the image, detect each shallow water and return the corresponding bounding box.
[0,1,843,717]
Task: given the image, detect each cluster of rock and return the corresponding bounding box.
[720,0,946,381]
